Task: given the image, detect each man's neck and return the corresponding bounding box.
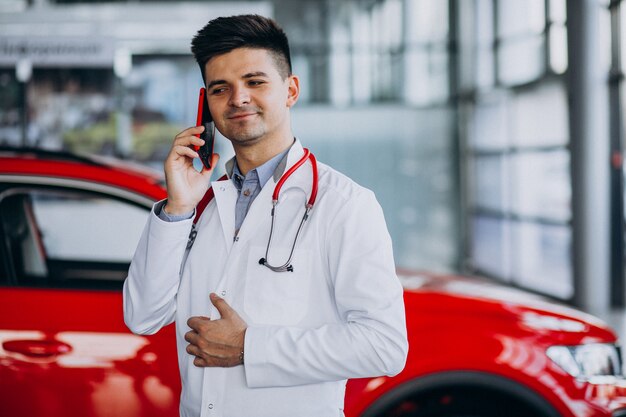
[234,136,293,176]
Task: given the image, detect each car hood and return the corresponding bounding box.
[398,270,616,343]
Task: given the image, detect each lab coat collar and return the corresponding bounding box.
[210,139,310,248]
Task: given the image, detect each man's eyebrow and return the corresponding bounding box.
[206,72,269,90]
[206,79,227,90]
[243,71,269,78]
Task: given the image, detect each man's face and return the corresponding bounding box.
[203,48,298,148]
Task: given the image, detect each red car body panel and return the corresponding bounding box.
[345,275,623,417]
[1,149,626,417]
[0,288,180,417]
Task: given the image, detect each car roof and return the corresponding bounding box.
[0,146,167,202]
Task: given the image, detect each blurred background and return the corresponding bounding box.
[0,0,620,316]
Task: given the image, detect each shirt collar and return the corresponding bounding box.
[227,143,292,189]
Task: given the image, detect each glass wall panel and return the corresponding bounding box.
[476,0,494,43]
[498,36,544,85]
[497,0,545,38]
[472,215,512,280]
[511,81,569,147]
[476,47,496,89]
[472,155,509,212]
[509,150,571,221]
[383,0,403,47]
[292,55,312,102]
[406,0,449,43]
[510,222,573,299]
[404,48,431,105]
[305,106,457,271]
[471,94,509,150]
[474,0,495,90]
[599,5,613,74]
[430,48,449,102]
[464,0,573,300]
[329,21,351,107]
[549,0,567,23]
[549,25,568,74]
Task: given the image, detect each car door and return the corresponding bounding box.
[0,180,180,417]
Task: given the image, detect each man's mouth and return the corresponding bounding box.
[228,112,257,120]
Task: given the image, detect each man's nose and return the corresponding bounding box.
[228,86,250,107]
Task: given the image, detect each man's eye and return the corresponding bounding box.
[210,87,226,94]
[248,80,265,86]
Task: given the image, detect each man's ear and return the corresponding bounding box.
[286,75,300,108]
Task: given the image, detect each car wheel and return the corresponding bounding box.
[375,387,548,417]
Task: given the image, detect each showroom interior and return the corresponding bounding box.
[0,0,624,330]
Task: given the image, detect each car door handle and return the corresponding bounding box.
[3,339,72,358]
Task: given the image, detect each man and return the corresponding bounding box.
[123,14,408,417]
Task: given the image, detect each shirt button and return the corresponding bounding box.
[208,403,214,410]
[243,189,251,196]
[220,290,226,297]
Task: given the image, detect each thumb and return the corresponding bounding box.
[210,292,232,318]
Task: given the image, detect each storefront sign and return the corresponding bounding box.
[0,37,114,67]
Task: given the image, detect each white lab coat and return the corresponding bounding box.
[123,140,408,417]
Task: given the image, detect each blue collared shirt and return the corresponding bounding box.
[230,149,288,233]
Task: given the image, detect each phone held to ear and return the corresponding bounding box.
[194,87,215,170]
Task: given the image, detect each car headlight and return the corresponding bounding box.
[546,344,623,380]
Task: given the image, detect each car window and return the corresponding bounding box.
[0,187,149,289]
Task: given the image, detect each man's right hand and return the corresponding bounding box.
[163,125,220,215]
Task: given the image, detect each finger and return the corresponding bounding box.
[187,316,210,331]
[175,125,205,140]
[210,293,233,318]
[173,135,205,148]
[186,343,200,356]
[184,330,199,344]
[172,145,200,161]
[193,356,207,367]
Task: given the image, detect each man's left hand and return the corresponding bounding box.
[185,293,248,367]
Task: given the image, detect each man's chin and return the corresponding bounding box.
[224,132,263,146]
[226,133,264,147]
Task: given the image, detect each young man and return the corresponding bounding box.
[124,14,408,417]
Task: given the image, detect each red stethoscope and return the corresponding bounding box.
[258,148,318,272]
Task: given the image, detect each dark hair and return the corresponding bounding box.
[191,14,292,82]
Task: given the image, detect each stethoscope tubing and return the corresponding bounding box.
[259,148,318,272]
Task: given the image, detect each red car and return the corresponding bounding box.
[0,146,625,417]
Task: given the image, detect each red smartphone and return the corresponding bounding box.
[194,87,215,170]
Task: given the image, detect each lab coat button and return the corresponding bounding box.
[220,291,226,296]
[220,186,225,191]
[208,403,214,410]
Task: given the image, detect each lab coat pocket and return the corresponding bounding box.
[244,245,312,325]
